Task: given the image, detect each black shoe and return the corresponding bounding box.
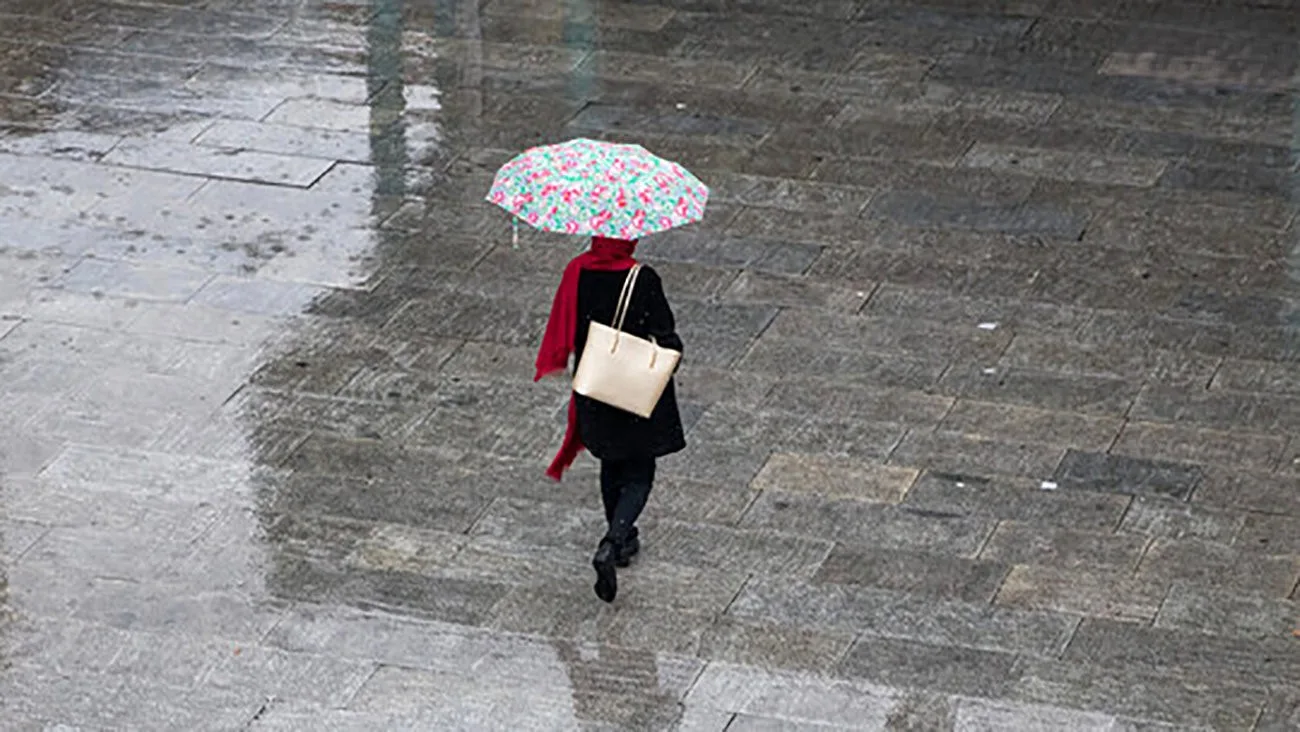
[593,539,618,603]
[615,533,640,568]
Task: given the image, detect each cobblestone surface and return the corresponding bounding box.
[0,0,1297,730]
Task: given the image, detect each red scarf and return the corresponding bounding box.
[536,236,638,480]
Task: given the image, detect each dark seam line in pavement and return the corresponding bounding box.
[853,281,882,315]
[930,361,956,395]
[1130,535,1157,581]
[894,468,925,504]
[1056,613,1088,658]
[719,573,753,617]
[953,138,979,170]
[852,188,878,219]
[1224,509,1247,547]
[184,177,213,203]
[677,659,714,719]
[735,62,762,91]
[240,697,273,731]
[259,97,289,123]
[1054,615,1084,660]
[971,520,1002,564]
[269,432,312,470]
[730,487,764,529]
[183,275,220,306]
[1148,581,1176,628]
[462,495,500,537]
[256,606,291,647]
[1120,382,1143,423]
[338,663,381,712]
[1104,418,1127,454]
[1249,704,1268,731]
[725,305,780,371]
[1203,357,1225,391]
[931,397,959,434]
[12,526,50,564]
[98,133,129,158]
[883,427,911,466]
[1287,574,1300,601]
[364,79,391,106]
[721,712,740,732]
[306,160,340,190]
[432,339,469,375]
[1111,497,1136,536]
[992,328,1016,365]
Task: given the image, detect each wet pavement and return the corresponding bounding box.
[0,0,1298,729]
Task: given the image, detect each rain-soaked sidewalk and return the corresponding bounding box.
[1,0,1298,729]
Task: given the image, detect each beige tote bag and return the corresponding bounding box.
[573,265,681,419]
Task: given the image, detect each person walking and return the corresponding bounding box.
[534,235,685,604]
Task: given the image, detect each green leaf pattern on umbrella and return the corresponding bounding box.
[486,138,709,239]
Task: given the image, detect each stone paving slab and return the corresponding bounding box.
[2,0,1299,729]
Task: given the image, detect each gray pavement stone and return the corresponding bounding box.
[690,403,907,460]
[730,577,1075,657]
[1052,449,1202,501]
[938,366,1141,417]
[69,577,286,643]
[889,430,1067,480]
[762,376,956,425]
[960,143,1168,187]
[1193,467,1300,516]
[994,565,1166,622]
[953,698,1116,732]
[838,635,1021,698]
[57,258,214,302]
[900,471,1131,532]
[489,586,711,654]
[979,522,1147,572]
[104,137,334,187]
[751,453,917,503]
[1256,693,1300,732]
[1116,497,1244,545]
[939,400,1123,453]
[738,339,946,391]
[1155,581,1300,641]
[1136,537,1300,598]
[196,119,372,162]
[814,544,1008,603]
[206,644,375,709]
[1236,513,1300,556]
[999,333,1222,387]
[646,520,832,578]
[698,617,855,674]
[1011,657,1265,731]
[685,663,900,728]
[742,490,995,557]
[1064,617,1300,690]
[1111,420,1287,472]
[721,269,871,311]
[865,191,1092,239]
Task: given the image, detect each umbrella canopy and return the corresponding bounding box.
[486,138,709,241]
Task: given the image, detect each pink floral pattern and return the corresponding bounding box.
[486,139,709,239]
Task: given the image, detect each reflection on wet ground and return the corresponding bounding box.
[1,0,1299,729]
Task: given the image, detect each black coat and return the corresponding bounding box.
[573,266,686,461]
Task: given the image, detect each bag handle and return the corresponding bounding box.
[611,264,642,334]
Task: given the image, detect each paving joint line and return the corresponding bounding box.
[971,519,1003,563]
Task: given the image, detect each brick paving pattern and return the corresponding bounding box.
[0,0,1297,729]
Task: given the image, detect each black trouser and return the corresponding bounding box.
[600,457,655,544]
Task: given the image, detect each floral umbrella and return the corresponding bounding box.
[486,138,709,242]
